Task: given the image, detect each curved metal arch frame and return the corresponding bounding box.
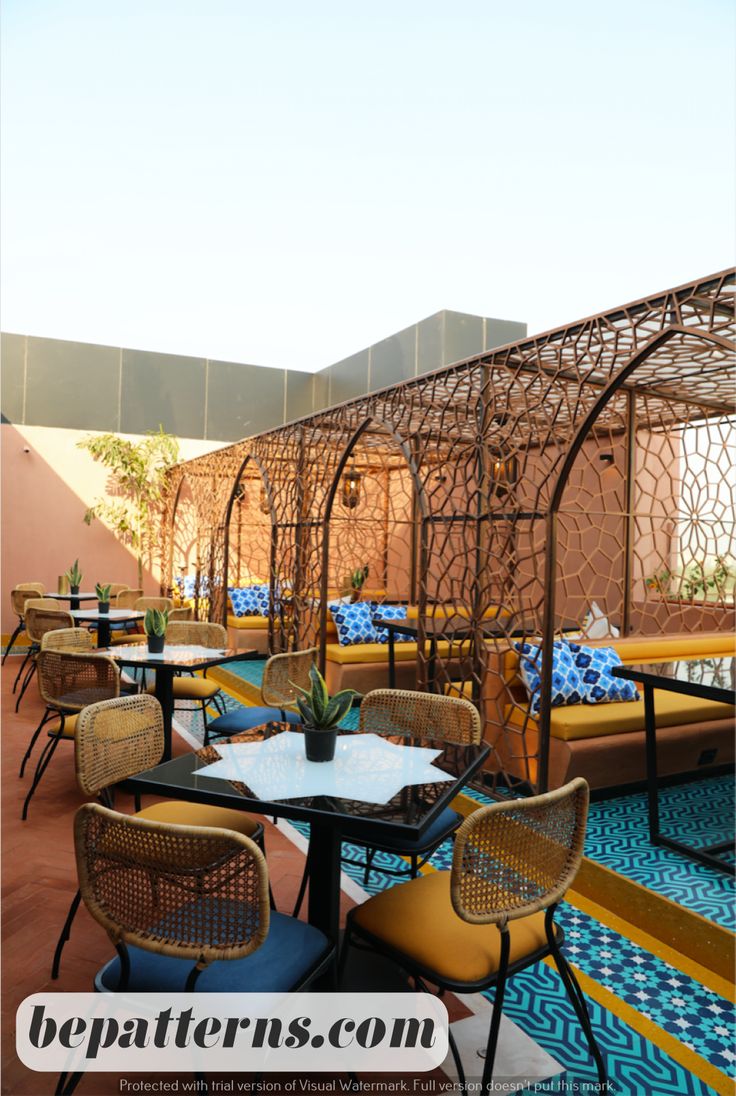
[536,324,736,791]
[316,414,428,671]
[221,451,276,626]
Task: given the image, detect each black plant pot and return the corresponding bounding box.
[303,726,337,763]
[70,585,80,595]
[98,601,110,614]
[147,634,165,654]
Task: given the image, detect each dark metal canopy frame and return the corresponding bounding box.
[161,269,735,794]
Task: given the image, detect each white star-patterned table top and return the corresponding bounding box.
[196,731,454,805]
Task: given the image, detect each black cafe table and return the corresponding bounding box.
[46,591,98,611]
[613,657,736,875]
[96,644,259,762]
[125,723,490,942]
[70,608,144,648]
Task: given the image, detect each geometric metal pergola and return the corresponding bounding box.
[162,268,735,793]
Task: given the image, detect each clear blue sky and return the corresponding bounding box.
[2,0,734,370]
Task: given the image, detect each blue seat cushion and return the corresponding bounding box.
[95,912,330,993]
[364,807,461,853]
[207,707,302,738]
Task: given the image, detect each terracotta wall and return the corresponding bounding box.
[1,424,221,635]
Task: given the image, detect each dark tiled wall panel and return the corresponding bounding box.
[207,361,286,440]
[0,333,25,423]
[121,350,206,437]
[26,337,120,431]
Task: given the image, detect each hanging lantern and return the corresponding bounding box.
[342,465,362,509]
[259,484,271,515]
[489,453,518,498]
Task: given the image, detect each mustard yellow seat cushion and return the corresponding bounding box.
[227,615,269,630]
[110,633,146,646]
[146,677,220,700]
[324,639,468,666]
[135,800,260,838]
[616,635,735,662]
[507,690,735,742]
[350,871,548,984]
[51,714,78,739]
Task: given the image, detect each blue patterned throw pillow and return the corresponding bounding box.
[229,584,269,617]
[515,640,584,716]
[329,602,378,646]
[564,642,639,705]
[372,604,414,643]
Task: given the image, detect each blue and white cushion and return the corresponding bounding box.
[515,640,584,716]
[179,575,209,599]
[229,584,269,617]
[564,642,639,705]
[329,602,378,646]
[372,604,413,643]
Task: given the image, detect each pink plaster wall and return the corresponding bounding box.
[1,424,222,635]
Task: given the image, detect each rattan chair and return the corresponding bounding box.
[205,646,318,746]
[51,693,267,980]
[292,688,481,915]
[55,805,334,1096]
[2,583,45,664]
[115,588,143,608]
[144,620,227,736]
[135,596,173,613]
[13,601,75,709]
[341,778,606,1095]
[104,584,129,597]
[168,605,194,621]
[20,650,120,820]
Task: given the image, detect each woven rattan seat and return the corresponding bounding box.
[342,778,606,1095]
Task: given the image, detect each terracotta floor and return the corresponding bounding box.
[1,663,464,1096]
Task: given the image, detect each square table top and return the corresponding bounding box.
[46,592,98,602]
[613,656,735,705]
[70,608,145,622]
[126,723,490,840]
[95,644,258,670]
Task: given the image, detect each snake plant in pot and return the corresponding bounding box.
[65,559,83,595]
[144,608,169,654]
[292,664,355,762]
[95,583,112,614]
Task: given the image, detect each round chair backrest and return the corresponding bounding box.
[36,650,120,711]
[11,586,48,616]
[359,688,482,745]
[116,589,144,609]
[75,694,165,795]
[135,597,173,613]
[24,605,75,643]
[261,647,318,708]
[41,627,95,654]
[165,620,227,648]
[105,584,129,597]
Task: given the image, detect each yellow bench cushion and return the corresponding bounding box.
[507,690,735,742]
[227,615,269,630]
[350,870,547,984]
[616,634,735,662]
[325,639,469,665]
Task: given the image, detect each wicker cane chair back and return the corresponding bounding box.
[41,627,95,653]
[116,589,144,608]
[450,778,589,927]
[358,688,482,745]
[10,584,46,615]
[165,621,227,648]
[135,597,173,613]
[103,584,129,598]
[169,606,194,621]
[75,694,164,796]
[36,650,120,712]
[74,802,270,962]
[24,605,75,643]
[261,647,318,708]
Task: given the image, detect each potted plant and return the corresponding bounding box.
[292,664,355,762]
[65,559,83,595]
[341,564,369,603]
[144,608,169,654]
[95,583,112,614]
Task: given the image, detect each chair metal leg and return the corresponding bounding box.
[51,890,82,980]
[22,718,65,820]
[15,660,37,711]
[292,861,309,917]
[19,708,54,777]
[12,645,34,692]
[480,927,510,1096]
[447,1028,467,1090]
[2,621,23,664]
[545,910,607,1087]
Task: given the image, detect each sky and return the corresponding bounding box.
[2,0,734,372]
